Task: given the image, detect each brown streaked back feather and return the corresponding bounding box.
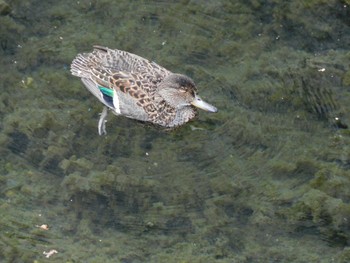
[92,46,171,86]
[107,72,160,118]
[71,46,171,94]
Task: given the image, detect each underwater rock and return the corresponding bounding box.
[7,130,29,155]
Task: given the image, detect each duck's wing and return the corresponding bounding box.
[71,46,171,92]
[93,46,170,75]
[71,53,158,120]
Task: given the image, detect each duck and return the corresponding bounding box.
[71,45,217,135]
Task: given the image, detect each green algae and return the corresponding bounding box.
[0,0,349,262]
[343,69,350,86]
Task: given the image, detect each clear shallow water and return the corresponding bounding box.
[0,0,350,262]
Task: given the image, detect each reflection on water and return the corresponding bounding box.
[0,0,350,262]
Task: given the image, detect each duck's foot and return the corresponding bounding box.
[98,107,108,135]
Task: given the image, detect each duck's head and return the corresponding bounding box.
[158,74,217,112]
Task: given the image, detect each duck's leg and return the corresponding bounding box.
[98,106,108,135]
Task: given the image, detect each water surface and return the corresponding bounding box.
[0,0,350,262]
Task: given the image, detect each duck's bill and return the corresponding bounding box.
[191,95,218,113]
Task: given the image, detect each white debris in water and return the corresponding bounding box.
[43,249,58,258]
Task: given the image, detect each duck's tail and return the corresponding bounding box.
[70,52,94,79]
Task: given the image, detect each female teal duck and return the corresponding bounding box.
[71,46,217,135]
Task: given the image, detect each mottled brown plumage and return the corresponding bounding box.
[71,46,217,135]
